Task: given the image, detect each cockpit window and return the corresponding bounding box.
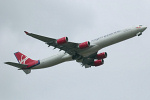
[136,25,142,28]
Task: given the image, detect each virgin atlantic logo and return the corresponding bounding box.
[19,55,28,64]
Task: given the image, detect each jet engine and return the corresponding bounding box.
[56,37,68,45]
[93,59,104,66]
[96,52,107,59]
[78,41,90,49]
[82,58,104,67]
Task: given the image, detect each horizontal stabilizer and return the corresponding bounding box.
[22,69,31,74]
[5,62,27,69]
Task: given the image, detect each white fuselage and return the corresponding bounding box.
[33,26,146,69]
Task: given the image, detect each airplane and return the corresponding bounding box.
[5,25,147,74]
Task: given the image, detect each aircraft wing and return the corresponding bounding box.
[24,31,56,43]
[77,52,98,68]
[24,31,84,55]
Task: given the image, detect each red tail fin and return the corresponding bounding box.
[14,52,34,64]
[14,52,40,68]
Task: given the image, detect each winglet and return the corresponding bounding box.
[24,31,29,34]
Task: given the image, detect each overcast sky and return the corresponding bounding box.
[1,0,150,100]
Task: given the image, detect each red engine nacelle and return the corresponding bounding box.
[96,52,107,59]
[93,59,104,66]
[78,41,90,49]
[56,37,68,45]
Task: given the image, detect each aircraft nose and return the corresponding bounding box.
[143,26,147,30]
[141,26,147,32]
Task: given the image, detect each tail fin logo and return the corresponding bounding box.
[14,52,40,68]
[19,55,28,64]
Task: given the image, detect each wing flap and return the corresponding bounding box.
[85,64,91,68]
